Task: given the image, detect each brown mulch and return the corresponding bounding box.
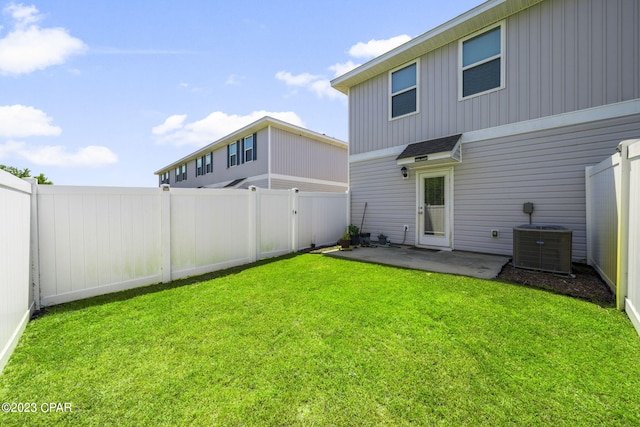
[497,263,615,307]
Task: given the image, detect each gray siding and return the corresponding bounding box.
[349,0,640,155]
[350,156,417,245]
[271,127,348,183]
[350,114,640,261]
[170,128,269,188]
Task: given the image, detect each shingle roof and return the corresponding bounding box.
[396,134,462,160]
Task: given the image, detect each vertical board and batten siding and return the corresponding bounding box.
[37,186,163,306]
[270,127,348,183]
[0,172,31,372]
[350,156,417,245]
[172,128,269,188]
[454,115,640,261]
[349,114,640,259]
[348,0,640,155]
[585,154,620,290]
[168,189,254,280]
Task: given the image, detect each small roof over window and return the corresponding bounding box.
[396,134,462,167]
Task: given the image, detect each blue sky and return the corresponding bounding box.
[0,0,483,187]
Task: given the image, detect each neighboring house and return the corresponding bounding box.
[331,0,640,262]
[155,116,348,193]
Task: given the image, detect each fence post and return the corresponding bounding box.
[616,140,632,310]
[585,166,593,268]
[249,186,258,262]
[291,188,299,252]
[25,178,40,312]
[160,184,172,283]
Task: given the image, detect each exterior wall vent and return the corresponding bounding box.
[512,225,573,274]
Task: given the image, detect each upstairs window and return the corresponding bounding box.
[228,142,238,167]
[460,23,504,99]
[196,157,203,176]
[244,134,254,163]
[160,172,170,185]
[205,153,212,173]
[390,62,418,119]
[180,164,187,181]
[175,166,181,182]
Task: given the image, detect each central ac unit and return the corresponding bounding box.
[513,224,572,274]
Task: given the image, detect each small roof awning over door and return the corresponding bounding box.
[396,134,462,167]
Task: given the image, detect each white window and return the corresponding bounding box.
[205,153,212,173]
[244,135,254,163]
[175,166,181,182]
[228,142,237,167]
[460,22,505,99]
[196,157,203,176]
[389,61,418,119]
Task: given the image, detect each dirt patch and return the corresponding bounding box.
[497,263,615,307]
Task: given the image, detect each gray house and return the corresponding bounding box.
[331,0,640,262]
[155,116,348,193]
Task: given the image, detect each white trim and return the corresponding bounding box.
[458,21,506,100]
[416,167,454,250]
[269,173,349,189]
[389,60,420,121]
[350,99,640,163]
[205,173,348,190]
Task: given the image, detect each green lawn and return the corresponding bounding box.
[1,254,639,426]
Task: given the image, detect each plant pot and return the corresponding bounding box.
[350,234,360,246]
[339,239,351,249]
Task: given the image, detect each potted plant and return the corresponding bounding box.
[339,232,351,250]
[348,224,360,246]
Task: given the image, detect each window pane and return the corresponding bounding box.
[392,88,417,117]
[391,63,416,93]
[463,27,501,67]
[424,176,445,236]
[463,58,501,97]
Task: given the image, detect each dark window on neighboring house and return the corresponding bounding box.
[175,166,181,182]
[196,157,203,176]
[228,142,238,167]
[205,153,212,173]
[181,164,187,180]
[244,134,254,163]
[159,171,170,185]
[461,23,504,98]
[390,62,418,119]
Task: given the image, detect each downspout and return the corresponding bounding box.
[268,125,272,188]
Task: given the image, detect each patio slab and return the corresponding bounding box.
[324,245,511,279]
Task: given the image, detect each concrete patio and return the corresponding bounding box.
[324,245,511,279]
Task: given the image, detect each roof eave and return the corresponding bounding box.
[154,116,347,175]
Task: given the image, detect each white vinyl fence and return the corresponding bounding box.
[586,139,640,335]
[0,172,32,372]
[33,185,348,307]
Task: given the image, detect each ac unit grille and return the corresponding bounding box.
[513,225,572,274]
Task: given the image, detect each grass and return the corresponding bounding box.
[1,254,640,426]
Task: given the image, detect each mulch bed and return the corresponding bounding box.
[497,263,615,307]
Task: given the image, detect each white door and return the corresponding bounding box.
[418,169,451,248]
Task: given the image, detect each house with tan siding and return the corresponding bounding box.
[155,116,348,193]
[331,0,640,262]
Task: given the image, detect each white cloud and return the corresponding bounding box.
[275,71,342,100]
[0,103,116,167]
[328,60,360,78]
[0,3,87,75]
[348,35,411,59]
[0,140,118,167]
[0,104,62,138]
[153,110,305,147]
[152,114,187,135]
[276,35,410,99]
